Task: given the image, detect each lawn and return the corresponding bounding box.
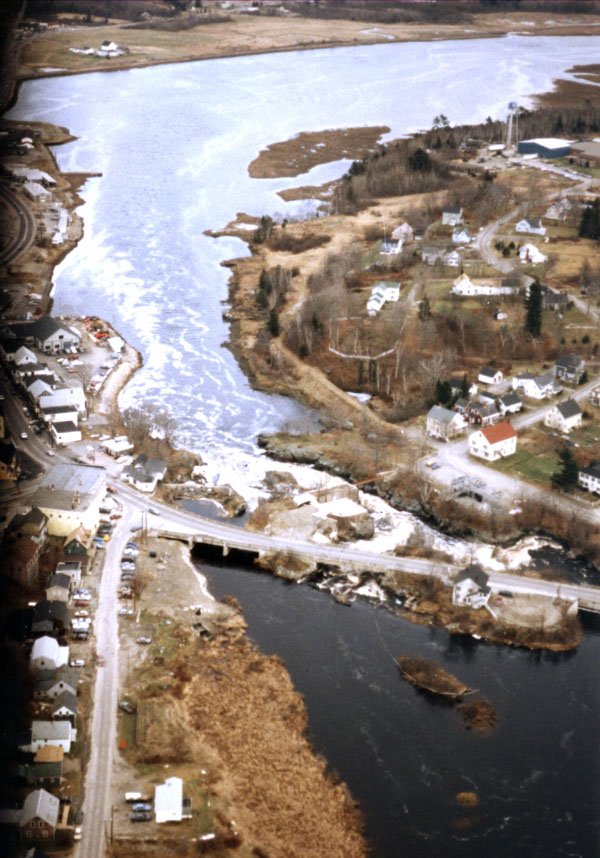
[490,448,558,485]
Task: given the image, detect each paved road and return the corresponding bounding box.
[0,185,36,267]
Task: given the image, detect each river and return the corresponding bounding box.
[7,34,600,857]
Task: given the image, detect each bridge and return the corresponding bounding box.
[153,518,600,614]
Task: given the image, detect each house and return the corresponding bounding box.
[578,463,600,494]
[421,243,446,265]
[38,387,86,419]
[50,421,82,446]
[122,455,168,493]
[10,316,81,355]
[442,206,463,226]
[499,392,523,415]
[451,274,514,297]
[452,565,491,609]
[27,379,54,401]
[379,238,401,256]
[452,226,472,244]
[391,222,414,244]
[55,560,82,588]
[2,536,41,589]
[477,367,503,385]
[19,789,59,842]
[0,440,19,481]
[448,377,478,398]
[40,403,78,426]
[100,436,134,458]
[31,601,71,637]
[30,636,69,673]
[63,528,91,558]
[366,282,400,316]
[555,354,585,384]
[425,405,467,441]
[466,400,502,427]
[34,666,78,701]
[19,721,76,755]
[469,421,517,461]
[30,464,106,537]
[14,345,38,365]
[545,197,573,221]
[512,370,555,400]
[45,573,71,603]
[544,399,582,434]
[519,243,547,265]
[445,249,461,267]
[24,182,51,202]
[542,288,569,312]
[516,217,546,236]
[589,386,600,407]
[52,691,78,723]
[14,760,63,789]
[6,508,48,544]
[155,777,184,824]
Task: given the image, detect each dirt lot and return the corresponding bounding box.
[109,536,367,858]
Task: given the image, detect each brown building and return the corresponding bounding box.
[20,789,59,841]
[3,536,42,590]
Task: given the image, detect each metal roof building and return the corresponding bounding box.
[517,138,572,159]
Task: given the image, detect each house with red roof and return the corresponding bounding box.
[468,421,517,461]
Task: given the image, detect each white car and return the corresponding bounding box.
[47,449,55,456]
[20,432,28,440]
[70,659,85,668]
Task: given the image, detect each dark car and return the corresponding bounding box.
[74,810,84,825]
[131,812,152,822]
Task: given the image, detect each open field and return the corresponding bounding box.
[16,12,600,84]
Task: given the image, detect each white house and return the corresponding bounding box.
[499,392,523,415]
[452,274,514,297]
[555,354,585,384]
[578,464,600,494]
[40,403,79,426]
[445,249,461,267]
[20,721,76,755]
[452,227,472,244]
[516,217,546,236]
[391,222,414,244]
[477,367,503,385]
[452,565,491,609]
[50,421,82,446]
[544,399,582,434]
[366,282,400,316]
[426,405,467,440]
[14,345,38,365]
[442,206,463,226]
[28,379,54,401]
[122,455,168,494]
[512,370,555,400]
[30,637,69,673]
[39,387,86,419]
[519,243,547,265]
[469,421,517,461]
[155,777,183,824]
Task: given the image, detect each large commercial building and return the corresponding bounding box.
[29,463,106,537]
[517,138,571,159]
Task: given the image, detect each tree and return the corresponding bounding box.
[551,448,579,492]
[418,295,431,321]
[524,279,542,338]
[460,373,469,398]
[268,308,280,337]
[408,148,432,173]
[579,200,600,240]
[433,378,452,406]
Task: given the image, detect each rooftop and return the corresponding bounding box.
[480,421,517,445]
[31,463,105,513]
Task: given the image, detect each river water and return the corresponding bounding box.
[7,35,600,857]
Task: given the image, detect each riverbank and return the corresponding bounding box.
[13,10,600,98]
[110,535,367,858]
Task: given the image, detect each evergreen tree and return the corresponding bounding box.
[418,295,431,321]
[460,373,469,398]
[579,200,600,240]
[551,448,579,492]
[268,309,280,337]
[524,279,542,338]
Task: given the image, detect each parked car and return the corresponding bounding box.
[136,637,152,645]
[131,812,152,822]
[127,541,139,549]
[118,608,134,616]
[75,811,84,825]
[119,701,136,714]
[46,449,55,456]
[147,507,159,515]
[132,803,151,812]
[70,659,85,668]
[74,826,82,841]
[107,485,117,494]
[20,432,28,440]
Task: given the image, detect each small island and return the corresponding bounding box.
[396,656,473,699]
